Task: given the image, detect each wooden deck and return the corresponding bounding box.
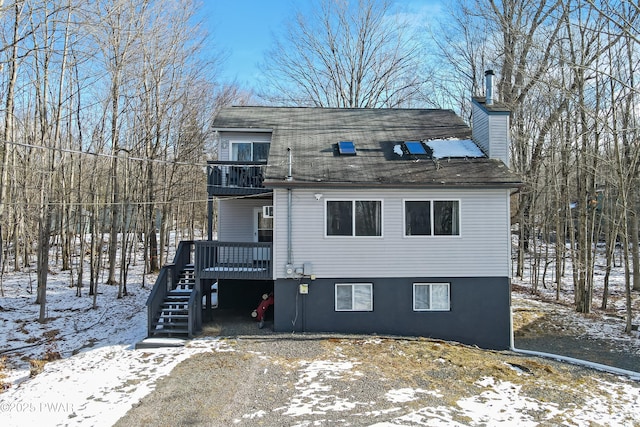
[195,241,273,280]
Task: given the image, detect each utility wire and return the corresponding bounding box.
[2,139,210,168]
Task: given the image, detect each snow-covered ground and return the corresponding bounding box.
[0,247,639,426]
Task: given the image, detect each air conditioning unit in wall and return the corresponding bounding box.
[263,205,274,218]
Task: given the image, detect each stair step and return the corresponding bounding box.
[158,312,189,320]
[164,301,189,306]
[154,323,188,329]
[152,329,190,335]
[154,320,188,326]
[154,323,189,332]
[159,314,189,319]
[160,308,189,312]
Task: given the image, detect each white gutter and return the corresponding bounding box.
[211,127,273,133]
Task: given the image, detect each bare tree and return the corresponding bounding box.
[432,0,639,321]
[261,0,424,107]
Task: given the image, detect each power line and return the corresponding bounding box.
[0,192,270,209]
[2,140,210,168]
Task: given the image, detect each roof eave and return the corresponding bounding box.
[263,180,523,189]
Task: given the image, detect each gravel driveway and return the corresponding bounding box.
[114,310,640,426]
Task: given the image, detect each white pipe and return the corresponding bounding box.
[510,346,640,381]
[286,148,293,265]
[510,307,640,380]
[287,188,292,265]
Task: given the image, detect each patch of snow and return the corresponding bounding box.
[1,339,225,427]
[242,409,267,419]
[393,144,403,156]
[279,360,364,416]
[457,378,560,426]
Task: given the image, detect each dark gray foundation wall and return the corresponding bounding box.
[273,277,512,350]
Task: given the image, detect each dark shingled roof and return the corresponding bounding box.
[213,106,522,189]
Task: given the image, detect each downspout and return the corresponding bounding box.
[207,195,214,241]
[286,148,293,265]
[206,164,214,241]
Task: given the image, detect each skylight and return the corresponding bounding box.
[338,141,356,155]
[404,141,427,155]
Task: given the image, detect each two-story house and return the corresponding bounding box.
[146,72,522,350]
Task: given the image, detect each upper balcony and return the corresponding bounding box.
[207,161,272,197]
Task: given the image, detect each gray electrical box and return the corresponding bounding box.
[303,262,313,276]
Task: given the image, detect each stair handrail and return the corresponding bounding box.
[187,287,198,338]
[171,240,194,289]
[146,240,195,337]
[146,267,170,337]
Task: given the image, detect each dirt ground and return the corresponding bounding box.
[114,305,640,427]
[512,288,640,372]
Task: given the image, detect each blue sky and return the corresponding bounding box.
[199,0,444,88]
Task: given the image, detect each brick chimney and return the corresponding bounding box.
[472,70,511,167]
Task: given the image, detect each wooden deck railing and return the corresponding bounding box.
[195,241,273,280]
[207,162,271,196]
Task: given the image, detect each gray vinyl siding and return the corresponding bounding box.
[218,132,271,161]
[472,102,510,166]
[488,114,510,166]
[218,198,269,242]
[273,188,511,280]
[472,102,490,156]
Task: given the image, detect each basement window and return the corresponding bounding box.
[335,283,373,311]
[413,283,450,311]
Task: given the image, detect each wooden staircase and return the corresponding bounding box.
[150,265,196,337]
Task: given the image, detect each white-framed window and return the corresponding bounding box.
[326,200,382,237]
[231,141,270,162]
[413,283,450,311]
[404,199,460,236]
[335,283,373,311]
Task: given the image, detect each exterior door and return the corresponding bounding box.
[253,207,273,261]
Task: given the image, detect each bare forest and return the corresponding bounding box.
[0,0,252,321]
[0,0,639,335]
